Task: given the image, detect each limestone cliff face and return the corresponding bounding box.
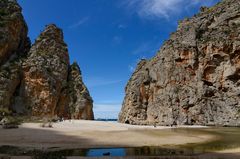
[0,0,29,65]
[0,0,94,119]
[57,62,94,120]
[20,24,70,117]
[0,0,30,111]
[119,0,240,126]
[67,63,94,119]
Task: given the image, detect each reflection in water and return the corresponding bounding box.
[87,148,125,157]
[180,127,240,152]
[0,127,239,157]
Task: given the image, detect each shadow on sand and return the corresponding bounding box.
[0,125,239,159]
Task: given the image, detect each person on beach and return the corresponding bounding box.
[153,122,157,128]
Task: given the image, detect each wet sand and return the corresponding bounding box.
[0,120,213,149]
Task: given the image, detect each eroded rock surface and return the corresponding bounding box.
[119,0,240,126]
[20,24,70,117]
[0,0,29,65]
[57,62,94,119]
[0,0,94,119]
[0,0,30,111]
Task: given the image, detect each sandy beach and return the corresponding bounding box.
[1,120,240,159]
[0,120,212,149]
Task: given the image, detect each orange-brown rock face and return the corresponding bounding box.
[0,0,30,111]
[119,0,240,126]
[0,0,94,120]
[0,0,29,66]
[20,24,70,117]
[19,24,94,119]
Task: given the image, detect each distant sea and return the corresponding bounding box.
[95,118,118,122]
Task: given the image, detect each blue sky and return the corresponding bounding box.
[18,0,220,119]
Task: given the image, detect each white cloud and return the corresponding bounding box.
[86,77,122,88]
[93,102,122,119]
[96,100,121,104]
[94,103,121,111]
[123,0,219,20]
[68,17,89,29]
[124,0,184,19]
[140,0,183,19]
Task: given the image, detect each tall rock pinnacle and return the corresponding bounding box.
[21,24,70,117]
[0,1,94,120]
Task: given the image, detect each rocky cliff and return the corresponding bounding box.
[0,0,94,120]
[0,0,30,113]
[56,62,94,120]
[119,0,240,126]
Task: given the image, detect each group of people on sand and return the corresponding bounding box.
[56,116,76,123]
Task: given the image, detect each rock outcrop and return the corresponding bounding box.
[0,0,30,112]
[0,0,94,120]
[56,62,94,120]
[20,24,70,117]
[0,0,29,65]
[119,0,240,126]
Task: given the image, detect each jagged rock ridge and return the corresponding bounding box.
[0,0,94,120]
[119,0,240,126]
